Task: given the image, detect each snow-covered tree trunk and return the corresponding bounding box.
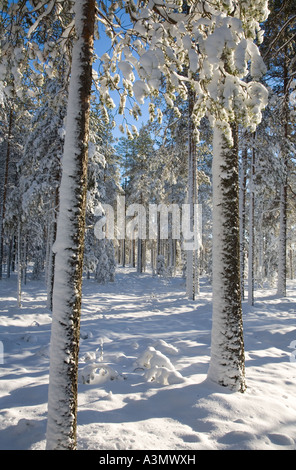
[208,123,246,393]
[46,0,95,450]
[239,148,247,300]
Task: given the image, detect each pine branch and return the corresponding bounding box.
[263,14,296,60]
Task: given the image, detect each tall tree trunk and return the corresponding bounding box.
[186,89,199,299]
[248,137,255,306]
[277,57,289,297]
[208,123,246,393]
[277,178,287,296]
[137,237,142,273]
[46,191,58,311]
[17,221,22,308]
[239,147,247,300]
[7,237,13,278]
[46,0,95,450]
[289,244,293,280]
[132,239,136,267]
[0,106,13,280]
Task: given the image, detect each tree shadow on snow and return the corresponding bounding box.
[77,378,232,438]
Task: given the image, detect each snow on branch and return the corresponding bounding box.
[96,0,270,142]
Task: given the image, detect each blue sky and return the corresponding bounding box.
[93,28,150,142]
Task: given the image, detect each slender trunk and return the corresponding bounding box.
[17,221,21,308]
[208,123,246,392]
[7,237,13,278]
[277,180,287,296]
[186,90,199,299]
[122,239,126,267]
[46,0,95,450]
[132,239,136,267]
[277,58,289,297]
[289,245,293,280]
[46,209,57,310]
[257,213,264,287]
[137,237,142,273]
[248,138,255,306]
[142,239,146,272]
[22,236,27,285]
[0,107,13,280]
[11,236,15,272]
[239,147,247,300]
[151,241,156,275]
[47,187,59,310]
[137,193,144,273]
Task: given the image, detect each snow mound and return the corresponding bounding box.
[152,339,179,355]
[78,363,121,385]
[135,346,184,386]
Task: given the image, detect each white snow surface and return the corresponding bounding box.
[0,267,296,450]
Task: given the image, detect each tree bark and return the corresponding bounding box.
[277,178,287,296]
[277,57,289,297]
[0,106,13,280]
[186,89,199,299]
[46,190,58,311]
[46,0,95,450]
[248,137,255,306]
[239,147,247,300]
[207,123,246,393]
[17,220,22,308]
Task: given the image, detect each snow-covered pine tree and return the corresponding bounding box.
[18,77,66,308]
[261,0,296,296]
[242,107,283,291]
[102,2,269,392]
[117,124,155,273]
[0,89,33,284]
[0,42,35,280]
[46,0,96,450]
[277,56,290,297]
[85,107,119,283]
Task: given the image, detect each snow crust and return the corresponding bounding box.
[0,268,296,450]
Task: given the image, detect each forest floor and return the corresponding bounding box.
[0,266,296,451]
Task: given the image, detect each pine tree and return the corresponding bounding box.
[17,77,66,308]
[117,124,155,272]
[46,0,96,450]
[0,89,33,283]
[85,107,120,283]
[261,0,296,296]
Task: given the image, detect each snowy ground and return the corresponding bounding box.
[0,266,296,451]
